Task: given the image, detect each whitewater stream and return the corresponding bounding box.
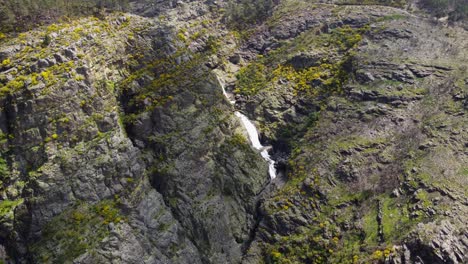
[217,76,277,179]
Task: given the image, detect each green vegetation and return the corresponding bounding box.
[271,57,352,97]
[0,0,129,33]
[233,24,367,97]
[379,13,409,21]
[0,199,24,220]
[120,52,207,115]
[41,34,51,48]
[263,182,418,263]
[31,199,123,262]
[226,133,249,149]
[234,63,268,95]
[331,135,386,154]
[1,58,11,67]
[0,77,26,98]
[329,25,366,51]
[0,57,78,99]
[264,222,340,263]
[362,196,414,246]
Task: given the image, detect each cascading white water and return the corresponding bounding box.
[217,75,277,179]
[235,112,277,179]
[220,78,236,104]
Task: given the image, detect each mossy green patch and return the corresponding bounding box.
[227,133,249,150]
[31,199,124,262]
[362,196,414,246]
[331,135,387,154]
[0,199,23,219]
[234,62,268,96]
[328,186,373,207]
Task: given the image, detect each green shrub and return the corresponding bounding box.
[205,35,220,53]
[228,133,248,147]
[1,58,10,67]
[330,25,364,51]
[40,70,55,86]
[6,79,25,90]
[0,199,23,218]
[41,34,51,47]
[234,62,268,95]
[0,86,10,97]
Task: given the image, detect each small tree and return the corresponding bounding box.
[42,34,51,47]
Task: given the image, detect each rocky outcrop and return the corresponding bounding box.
[402,220,468,263]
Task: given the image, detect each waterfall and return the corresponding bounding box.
[217,75,277,179]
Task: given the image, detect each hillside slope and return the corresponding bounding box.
[0,0,466,263]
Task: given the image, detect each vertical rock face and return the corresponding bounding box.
[0,0,467,263]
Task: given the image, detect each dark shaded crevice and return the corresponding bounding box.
[239,146,288,258]
[0,96,33,263]
[377,199,384,244]
[239,166,288,259]
[241,198,264,255]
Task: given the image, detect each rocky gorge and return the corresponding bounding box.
[0,0,466,263]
